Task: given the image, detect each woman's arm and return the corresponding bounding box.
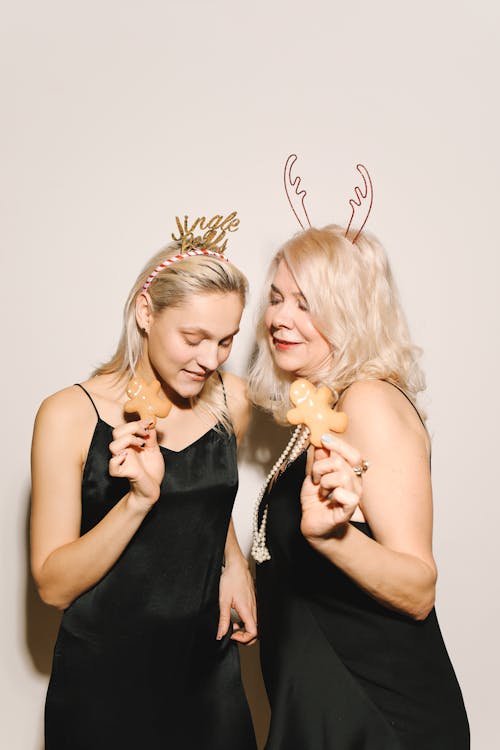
[302,380,436,621]
[216,373,257,643]
[30,388,163,610]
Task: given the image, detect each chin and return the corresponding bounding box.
[272,353,306,375]
[175,379,206,399]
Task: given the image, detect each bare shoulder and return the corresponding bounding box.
[220,371,251,441]
[339,380,429,452]
[34,384,98,442]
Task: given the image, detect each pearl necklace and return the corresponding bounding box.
[251,424,310,564]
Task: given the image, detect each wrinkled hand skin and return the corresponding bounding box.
[124,377,172,426]
[287,378,348,446]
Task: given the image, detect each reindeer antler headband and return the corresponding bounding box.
[284,155,373,243]
[143,211,239,291]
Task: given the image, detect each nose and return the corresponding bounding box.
[270,300,294,329]
[196,341,220,372]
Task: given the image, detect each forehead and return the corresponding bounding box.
[159,291,243,332]
[271,260,303,294]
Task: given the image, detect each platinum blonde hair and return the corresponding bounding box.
[248,225,426,423]
[96,243,248,432]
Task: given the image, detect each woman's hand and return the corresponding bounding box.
[108,420,165,509]
[217,557,257,645]
[300,433,364,542]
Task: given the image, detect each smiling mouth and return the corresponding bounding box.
[183,369,208,380]
[272,336,302,350]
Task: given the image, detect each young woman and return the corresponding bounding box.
[31,242,258,750]
[249,225,469,749]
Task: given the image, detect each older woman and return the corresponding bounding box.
[249,225,469,749]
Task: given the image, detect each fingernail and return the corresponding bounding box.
[321,433,334,444]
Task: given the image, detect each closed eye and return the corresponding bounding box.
[269,283,308,311]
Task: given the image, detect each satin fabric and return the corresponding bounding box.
[45,414,257,750]
[257,451,470,750]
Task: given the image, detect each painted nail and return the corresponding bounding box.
[321,433,334,444]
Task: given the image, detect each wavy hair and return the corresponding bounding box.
[248,225,426,423]
[95,243,248,432]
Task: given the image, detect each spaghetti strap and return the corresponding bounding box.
[216,370,228,406]
[74,383,100,419]
[382,380,427,429]
[340,380,426,430]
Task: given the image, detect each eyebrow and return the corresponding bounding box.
[270,283,306,300]
[181,327,240,339]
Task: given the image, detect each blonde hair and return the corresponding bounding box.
[248,225,426,423]
[96,243,248,432]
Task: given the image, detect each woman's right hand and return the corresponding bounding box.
[31,391,168,609]
[300,434,364,542]
[108,420,165,509]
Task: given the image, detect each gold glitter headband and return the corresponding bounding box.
[143,211,240,291]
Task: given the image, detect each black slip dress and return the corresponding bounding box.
[45,383,257,750]
[256,393,469,749]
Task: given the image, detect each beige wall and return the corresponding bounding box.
[1,1,498,748]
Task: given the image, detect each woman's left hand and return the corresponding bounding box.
[300,434,364,542]
[217,557,257,645]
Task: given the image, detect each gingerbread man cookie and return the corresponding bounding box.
[124,377,172,426]
[287,378,348,447]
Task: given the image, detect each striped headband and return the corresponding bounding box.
[142,211,239,292]
[142,248,229,292]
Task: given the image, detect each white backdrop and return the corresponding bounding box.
[1,1,498,748]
